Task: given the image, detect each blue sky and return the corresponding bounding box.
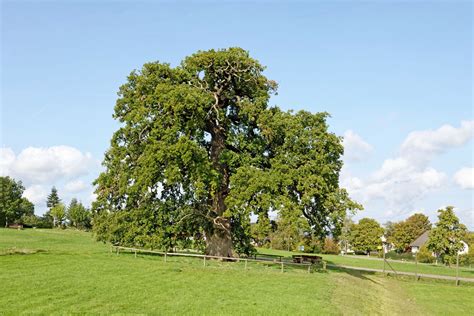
[1,1,472,228]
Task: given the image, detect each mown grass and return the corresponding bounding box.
[1,229,473,315]
[257,247,474,279]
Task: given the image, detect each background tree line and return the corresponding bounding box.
[0,176,92,230]
[251,212,346,255]
[253,206,473,266]
[2,176,472,266]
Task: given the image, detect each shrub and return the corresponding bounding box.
[300,238,323,253]
[459,246,474,266]
[322,238,340,254]
[20,214,53,228]
[269,232,291,251]
[416,245,435,263]
[385,251,415,261]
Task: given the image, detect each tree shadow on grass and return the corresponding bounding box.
[0,248,48,256]
[326,265,381,284]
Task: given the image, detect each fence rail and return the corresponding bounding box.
[111,245,324,273]
[328,263,474,284]
[111,246,473,284]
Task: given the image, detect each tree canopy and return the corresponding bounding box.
[93,48,361,256]
[427,206,467,264]
[389,213,431,252]
[67,198,92,230]
[0,176,35,227]
[50,203,66,227]
[349,218,384,254]
[46,187,61,209]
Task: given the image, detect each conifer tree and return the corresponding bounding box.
[46,187,61,209]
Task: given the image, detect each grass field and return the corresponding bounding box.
[1,229,473,315]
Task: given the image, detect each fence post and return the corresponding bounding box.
[456,253,460,286]
[415,257,418,281]
[204,255,207,267]
[164,251,167,262]
[323,261,327,270]
[281,261,284,273]
[384,260,398,278]
[134,250,137,258]
[383,250,386,274]
[308,264,311,274]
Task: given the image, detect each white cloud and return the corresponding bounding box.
[373,158,411,180]
[1,146,99,215]
[0,148,15,176]
[88,192,97,204]
[1,146,94,184]
[454,207,474,228]
[342,130,373,161]
[64,179,88,193]
[344,121,473,218]
[400,120,474,165]
[340,171,364,191]
[419,168,446,188]
[349,154,446,207]
[355,167,446,208]
[454,167,474,190]
[23,185,48,205]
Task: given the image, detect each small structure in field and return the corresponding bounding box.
[8,223,24,230]
[292,254,322,264]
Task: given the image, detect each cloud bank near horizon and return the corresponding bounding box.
[1,120,472,228]
[342,120,473,227]
[0,146,99,211]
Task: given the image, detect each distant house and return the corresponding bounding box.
[409,231,430,254]
[339,240,355,255]
[459,241,470,255]
[409,230,469,255]
[339,243,354,255]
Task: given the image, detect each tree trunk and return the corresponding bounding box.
[206,224,233,257]
[205,103,233,257]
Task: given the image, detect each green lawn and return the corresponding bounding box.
[1,229,473,315]
[257,247,474,279]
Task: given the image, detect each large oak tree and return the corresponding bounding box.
[93,48,361,256]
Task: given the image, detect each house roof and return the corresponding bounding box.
[410,231,430,248]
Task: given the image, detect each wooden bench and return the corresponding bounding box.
[292,254,322,264]
[8,223,23,230]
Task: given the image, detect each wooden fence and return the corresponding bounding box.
[111,246,473,285]
[111,245,326,273]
